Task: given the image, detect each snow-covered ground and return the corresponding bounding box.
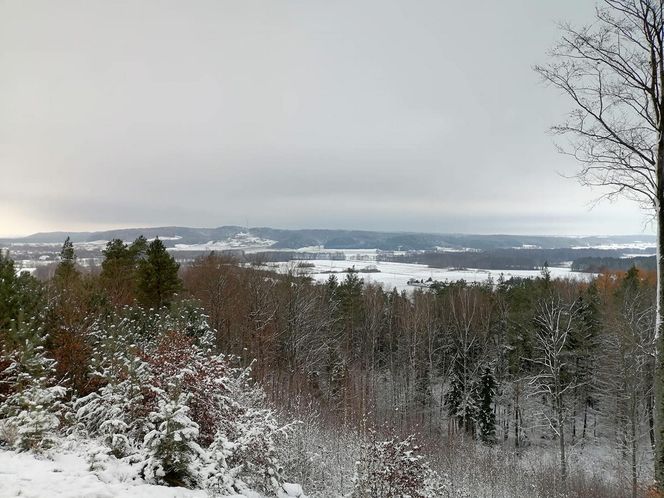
[571,241,656,252]
[0,443,307,498]
[172,233,277,252]
[8,240,110,251]
[268,259,593,292]
[0,446,208,498]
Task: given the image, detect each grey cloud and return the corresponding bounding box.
[0,0,649,236]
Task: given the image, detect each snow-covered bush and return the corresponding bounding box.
[70,303,298,494]
[3,383,67,451]
[142,386,206,487]
[217,408,289,494]
[144,330,291,493]
[75,313,152,457]
[142,330,232,446]
[104,303,215,349]
[0,319,67,452]
[352,431,451,498]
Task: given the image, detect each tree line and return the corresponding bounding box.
[0,236,659,495]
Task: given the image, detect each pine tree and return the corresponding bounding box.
[142,387,205,487]
[220,407,287,494]
[206,431,236,494]
[446,367,478,436]
[75,309,155,455]
[137,238,181,308]
[0,252,19,331]
[54,236,79,283]
[0,252,44,332]
[101,237,149,304]
[477,367,497,445]
[75,354,150,456]
[0,318,67,451]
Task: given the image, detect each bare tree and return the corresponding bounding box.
[528,297,578,482]
[535,0,664,485]
[601,283,655,498]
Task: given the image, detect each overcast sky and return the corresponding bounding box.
[0,0,653,237]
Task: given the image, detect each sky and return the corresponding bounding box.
[0,0,653,237]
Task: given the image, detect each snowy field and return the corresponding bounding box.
[571,241,656,251]
[268,259,593,292]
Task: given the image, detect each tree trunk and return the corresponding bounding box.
[558,395,567,482]
[656,160,664,487]
[632,401,638,498]
[654,54,664,484]
[515,382,521,449]
[649,392,656,452]
[582,401,588,440]
[559,407,567,482]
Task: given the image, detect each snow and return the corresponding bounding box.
[147,236,182,241]
[0,442,294,498]
[171,233,276,252]
[278,483,305,497]
[435,246,482,253]
[14,266,37,275]
[571,241,656,251]
[269,259,594,292]
[0,446,208,498]
[621,252,657,258]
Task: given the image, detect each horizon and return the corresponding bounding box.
[0,222,657,241]
[0,0,651,236]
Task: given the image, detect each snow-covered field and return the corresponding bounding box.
[268,259,593,292]
[171,233,277,252]
[571,241,657,252]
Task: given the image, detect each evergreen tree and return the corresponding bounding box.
[0,252,19,331]
[137,238,181,308]
[54,236,79,283]
[142,387,205,487]
[445,369,478,435]
[129,235,148,260]
[0,318,67,451]
[477,367,497,444]
[0,252,44,332]
[206,432,235,494]
[101,237,149,304]
[75,313,151,457]
[337,272,364,326]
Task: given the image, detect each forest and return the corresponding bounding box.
[0,236,658,497]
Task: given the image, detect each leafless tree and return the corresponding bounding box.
[528,297,578,481]
[599,277,656,497]
[535,0,664,485]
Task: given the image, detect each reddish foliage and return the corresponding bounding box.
[50,329,91,395]
[142,330,236,445]
[647,486,664,498]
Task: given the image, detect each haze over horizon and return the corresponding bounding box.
[0,0,652,237]
[1,222,656,241]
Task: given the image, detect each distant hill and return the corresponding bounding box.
[0,226,656,252]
